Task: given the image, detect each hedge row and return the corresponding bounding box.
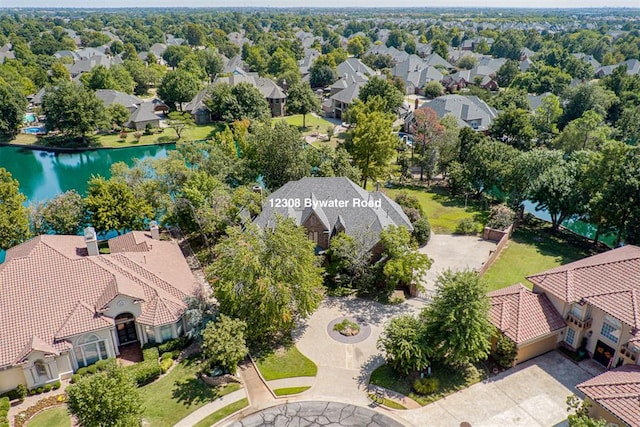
[27,381,61,396]
[142,336,192,359]
[71,358,116,383]
[125,347,161,386]
[0,384,26,401]
[0,397,9,427]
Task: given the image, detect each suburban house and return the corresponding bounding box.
[95,89,166,130]
[185,70,287,122]
[54,47,123,79]
[392,56,444,95]
[0,43,15,64]
[488,284,566,365]
[253,177,412,257]
[0,225,199,394]
[576,364,640,426]
[405,94,498,132]
[596,58,640,77]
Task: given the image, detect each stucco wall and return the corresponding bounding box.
[0,366,26,394]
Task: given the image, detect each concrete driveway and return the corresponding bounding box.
[418,234,498,295]
[401,351,594,427]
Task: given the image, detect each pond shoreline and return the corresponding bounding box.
[0,140,176,153]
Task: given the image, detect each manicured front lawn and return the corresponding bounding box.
[139,357,241,427]
[27,406,71,427]
[369,361,486,406]
[275,114,335,134]
[483,218,596,291]
[383,184,487,234]
[192,398,249,427]
[273,386,311,396]
[97,124,224,148]
[255,346,317,381]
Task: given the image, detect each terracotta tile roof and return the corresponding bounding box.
[527,245,640,329]
[0,232,198,369]
[577,364,640,427]
[15,336,61,364]
[488,284,566,345]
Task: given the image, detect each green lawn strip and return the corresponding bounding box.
[367,393,407,410]
[383,185,487,234]
[369,362,486,406]
[254,346,317,381]
[139,357,241,427]
[97,124,224,148]
[273,386,311,396]
[483,219,595,292]
[192,398,249,427]
[275,114,336,134]
[26,406,71,427]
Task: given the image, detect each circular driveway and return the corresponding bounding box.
[227,401,405,427]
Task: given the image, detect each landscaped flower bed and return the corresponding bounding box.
[333,318,361,336]
[14,394,67,427]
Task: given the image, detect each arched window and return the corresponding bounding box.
[74,333,108,368]
[34,360,48,378]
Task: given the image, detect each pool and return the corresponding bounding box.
[23,126,45,134]
[23,113,36,124]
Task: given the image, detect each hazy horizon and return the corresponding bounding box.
[0,1,638,9]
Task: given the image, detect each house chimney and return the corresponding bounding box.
[149,220,160,240]
[252,185,263,195]
[84,226,99,256]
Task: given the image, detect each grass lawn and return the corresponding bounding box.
[97,124,224,148]
[369,362,486,406]
[367,393,407,410]
[383,184,487,234]
[27,406,71,427]
[139,357,241,427]
[483,218,596,292]
[192,398,249,427]
[275,114,335,134]
[0,133,38,145]
[273,386,311,396]
[254,346,317,381]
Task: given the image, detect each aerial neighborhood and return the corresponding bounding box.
[0,5,639,427]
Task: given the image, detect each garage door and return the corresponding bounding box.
[516,334,559,364]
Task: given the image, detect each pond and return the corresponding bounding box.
[522,200,616,248]
[0,144,174,204]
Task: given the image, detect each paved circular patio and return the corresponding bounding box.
[227,401,406,426]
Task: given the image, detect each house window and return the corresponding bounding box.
[75,334,109,368]
[176,320,184,337]
[32,360,49,383]
[570,304,582,319]
[160,325,173,342]
[601,316,621,344]
[145,326,156,344]
[565,328,576,346]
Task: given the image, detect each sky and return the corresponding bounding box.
[0,0,638,8]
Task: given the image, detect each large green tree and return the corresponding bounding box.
[85,176,154,235]
[348,104,397,188]
[412,107,445,181]
[358,76,404,113]
[0,79,26,137]
[207,219,324,344]
[379,225,432,294]
[43,81,108,141]
[421,270,493,367]
[377,315,430,375]
[0,168,29,250]
[202,314,248,373]
[286,81,320,128]
[38,190,87,235]
[67,364,142,427]
[157,69,201,111]
[246,121,310,190]
[488,107,535,151]
[205,82,270,123]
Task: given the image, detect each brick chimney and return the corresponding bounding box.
[149,220,160,240]
[84,226,99,256]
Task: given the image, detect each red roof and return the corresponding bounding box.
[577,364,640,426]
[527,245,640,330]
[488,284,566,345]
[0,232,199,368]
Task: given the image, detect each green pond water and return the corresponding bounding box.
[0,144,174,203]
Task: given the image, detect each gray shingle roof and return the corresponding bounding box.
[254,177,412,252]
[412,94,497,131]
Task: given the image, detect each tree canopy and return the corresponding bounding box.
[0,168,29,250]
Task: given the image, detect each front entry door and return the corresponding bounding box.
[117,321,138,345]
[593,340,616,367]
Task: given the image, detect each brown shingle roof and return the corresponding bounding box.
[488,284,566,345]
[0,233,198,368]
[577,364,640,427]
[527,246,640,329]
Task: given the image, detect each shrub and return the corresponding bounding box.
[43,384,52,392]
[0,397,8,426]
[161,352,173,360]
[71,374,81,384]
[0,384,27,401]
[394,192,424,216]
[412,217,431,246]
[95,359,110,371]
[142,347,159,362]
[35,387,44,394]
[126,360,162,386]
[52,381,61,390]
[455,218,478,235]
[87,364,98,375]
[157,336,192,358]
[160,358,173,374]
[495,334,518,368]
[76,367,89,376]
[119,130,127,140]
[28,389,36,396]
[133,132,142,141]
[144,123,154,135]
[413,377,440,395]
[402,206,422,223]
[486,204,515,231]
